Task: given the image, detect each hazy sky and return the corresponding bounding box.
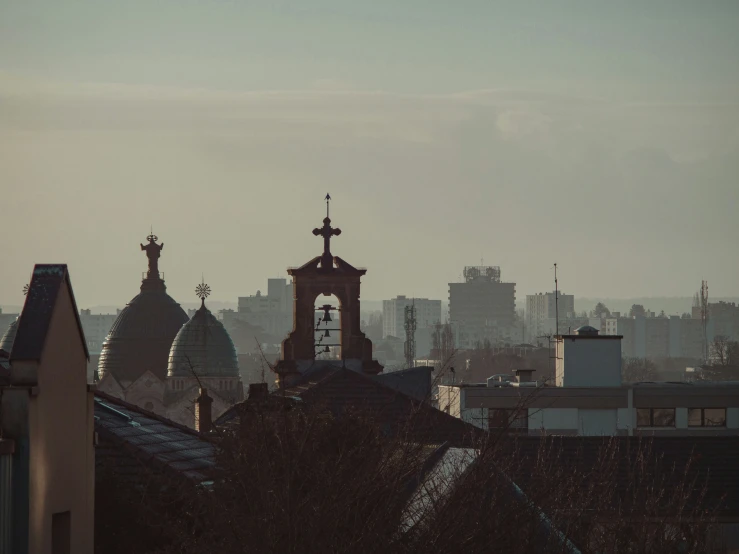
[1,1,738,309]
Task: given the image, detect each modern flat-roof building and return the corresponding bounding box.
[449,266,516,348]
[224,278,294,340]
[525,291,575,340]
[438,325,739,436]
[605,315,703,359]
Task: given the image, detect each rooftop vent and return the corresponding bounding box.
[514,369,536,383]
[574,325,599,336]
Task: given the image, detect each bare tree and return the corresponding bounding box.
[96,394,723,554]
[710,335,739,366]
[622,357,658,383]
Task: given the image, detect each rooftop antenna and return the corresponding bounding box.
[700,280,709,363]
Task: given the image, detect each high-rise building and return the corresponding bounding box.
[605,314,703,359]
[221,278,294,342]
[448,266,516,347]
[525,291,575,339]
[382,296,442,339]
[79,309,119,355]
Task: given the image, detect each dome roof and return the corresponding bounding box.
[167,301,239,378]
[97,234,189,383]
[98,288,188,383]
[0,316,19,354]
[574,325,599,336]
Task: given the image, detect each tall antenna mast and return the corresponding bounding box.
[554,263,559,337]
[700,280,709,362]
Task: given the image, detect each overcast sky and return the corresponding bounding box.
[1,0,738,309]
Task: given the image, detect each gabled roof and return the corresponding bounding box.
[94,390,216,482]
[288,255,367,276]
[10,264,89,361]
[279,368,482,446]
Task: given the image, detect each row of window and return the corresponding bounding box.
[636,408,727,428]
[486,408,729,430]
[170,379,237,391]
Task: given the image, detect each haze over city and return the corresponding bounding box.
[1,0,738,308]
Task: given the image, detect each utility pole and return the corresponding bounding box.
[554,263,559,337]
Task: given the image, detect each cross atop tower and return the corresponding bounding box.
[312,193,341,269]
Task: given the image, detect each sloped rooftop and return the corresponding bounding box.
[94,391,216,482]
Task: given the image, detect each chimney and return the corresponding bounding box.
[514,369,536,383]
[195,388,213,434]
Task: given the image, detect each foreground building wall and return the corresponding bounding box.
[2,265,95,554]
[439,383,739,436]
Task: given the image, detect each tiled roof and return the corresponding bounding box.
[94,391,216,482]
[11,264,89,361]
[279,368,482,446]
[502,435,739,518]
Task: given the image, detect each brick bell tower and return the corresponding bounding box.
[275,194,382,387]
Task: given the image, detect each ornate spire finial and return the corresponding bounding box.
[22,283,29,296]
[313,194,341,269]
[195,278,211,307]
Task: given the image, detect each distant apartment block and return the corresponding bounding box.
[222,278,293,340]
[79,309,119,355]
[605,314,707,359]
[382,296,442,339]
[449,266,516,348]
[525,291,575,339]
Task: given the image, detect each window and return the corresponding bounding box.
[688,408,726,427]
[636,408,675,427]
[52,511,71,554]
[488,409,528,433]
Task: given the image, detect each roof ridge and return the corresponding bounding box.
[94,390,207,439]
[11,264,89,362]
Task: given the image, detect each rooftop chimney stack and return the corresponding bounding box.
[514,369,536,383]
[195,388,213,434]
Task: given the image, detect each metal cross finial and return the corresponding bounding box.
[313,194,341,268]
[195,278,211,306]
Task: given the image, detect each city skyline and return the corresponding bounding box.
[2,1,738,306]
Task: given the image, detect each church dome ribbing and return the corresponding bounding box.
[97,234,189,383]
[167,283,239,378]
[0,316,19,354]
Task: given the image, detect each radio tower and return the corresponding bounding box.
[700,280,709,362]
[404,300,417,369]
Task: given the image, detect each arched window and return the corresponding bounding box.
[315,294,341,360]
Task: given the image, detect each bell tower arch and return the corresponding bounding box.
[275,195,382,386]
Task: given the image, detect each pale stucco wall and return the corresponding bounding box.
[26,281,94,554]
